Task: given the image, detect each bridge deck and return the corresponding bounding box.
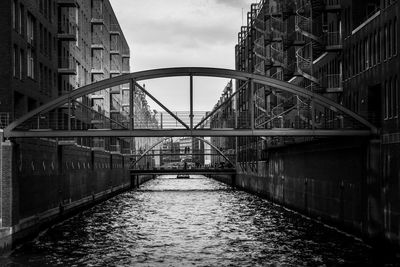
[130,168,236,175]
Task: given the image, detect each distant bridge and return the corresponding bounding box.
[130,168,236,176]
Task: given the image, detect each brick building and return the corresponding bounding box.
[0,0,160,157]
[229,0,400,245]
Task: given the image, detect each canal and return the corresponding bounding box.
[1,176,398,266]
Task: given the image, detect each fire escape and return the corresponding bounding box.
[295,0,343,93]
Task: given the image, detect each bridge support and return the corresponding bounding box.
[0,140,17,252]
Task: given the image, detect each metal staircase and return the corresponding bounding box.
[295,0,326,89]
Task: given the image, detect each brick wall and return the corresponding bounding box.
[0,141,17,228]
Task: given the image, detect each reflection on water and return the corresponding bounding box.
[2,175,399,266]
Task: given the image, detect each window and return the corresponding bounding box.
[393,18,397,55]
[39,24,43,53]
[383,27,387,60]
[389,22,393,57]
[39,63,43,91]
[48,69,52,96]
[49,33,52,59]
[395,77,398,118]
[385,25,389,59]
[19,4,24,34]
[389,78,393,118]
[365,38,369,69]
[44,28,47,56]
[377,31,381,63]
[12,0,17,30]
[43,66,47,94]
[13,45,17,77]
[44,0,47,18]
[19,49,24,80]
[76,27,79,47]
[39,0,43,13]
[48,0,52,22]
[27,13,35,44]
[384,81,388,119]
[27,47,34,79]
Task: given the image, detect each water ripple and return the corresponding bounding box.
[3,176,399,266]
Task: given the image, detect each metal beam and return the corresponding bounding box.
[190,75,194,129]
[72,100,127,129]
[135,82,190,129]
[194,80,248,129]
[130,136,235,169]
[131,153,234,156]
[129,79,135,130]
[194,137,234,166]
[129,137,171,169]
[250,79,254,130]
[130,169,236,175]
[8,129,373,138]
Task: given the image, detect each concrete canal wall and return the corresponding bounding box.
[213,137,399,247]
[0,138,150,252]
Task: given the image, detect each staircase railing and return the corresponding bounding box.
[271,43,286,66]
[295,0,323,43]
[296,43,319,83]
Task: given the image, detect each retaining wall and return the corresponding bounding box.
[212,137,398,247]
[0,138,148,252]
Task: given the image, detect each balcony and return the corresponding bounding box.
[271,43,287,67]
[320,74,343,93]
[324,31,342,51]
[58,57,77,75]
[110,24,121,35]
[110,70,121,75]
[325,0,341,11]
[110,49,120,55]
[57,23,77,41]
[90,94,105,100]
[91,7,105,24]
[57,0,78,7]
[110,86,121,94]
[254,61,265,75]
[91,68,104,75]
[91,43,104,50]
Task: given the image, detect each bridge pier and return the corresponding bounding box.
[0,140,17,252]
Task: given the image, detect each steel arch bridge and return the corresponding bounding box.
[3,67,377,139]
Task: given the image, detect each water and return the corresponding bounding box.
[2,176,399,266]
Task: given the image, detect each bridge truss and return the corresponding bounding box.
[3,67,377,140]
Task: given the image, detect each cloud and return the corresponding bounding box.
[109,0,252,110]
[214,0,251,8]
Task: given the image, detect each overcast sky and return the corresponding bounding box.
[110,0,255,112]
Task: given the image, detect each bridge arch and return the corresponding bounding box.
[4,67,378,137]
[129,137,234,169]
